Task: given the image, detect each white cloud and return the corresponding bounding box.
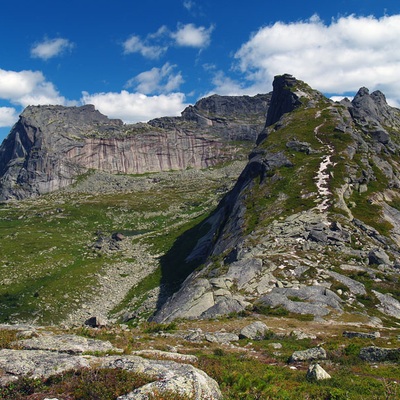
[183,0,195,11]
[229,14,400,100]
[126,63,184,94]
[0,107,18,127]
[0,68,72,108]
[81,90,188,123]
[123,34,167,59]
[31,38,74,60]
[204,70,248,97]
[172,23,213,48]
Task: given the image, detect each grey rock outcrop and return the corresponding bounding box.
[0,349,93,385]
[18,333,120,354]
[289,347,327,362]
[359,346,400,362]
[264,74,303,127]
[343,331,380,339]
[106,356,222,400]
[258,286,342,317]
[205,332,239,344]
[0,333,222,399]
[372,290,400,319]
[239,321,269,340]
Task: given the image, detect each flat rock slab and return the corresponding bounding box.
[373,290,400,319]
[132,350,198,363]
[18,334,122,354]
[343,331,380,339]
[0,349,93,385]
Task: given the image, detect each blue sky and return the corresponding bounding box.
[1,0,400,141]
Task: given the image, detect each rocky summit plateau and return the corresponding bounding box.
[0,74,399,399]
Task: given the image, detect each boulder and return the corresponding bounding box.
[84,315,109,328]
[372,290,400,319]
[306,363,331,381]
[368,248,390,265]
[359,346,400,362]
[291,330,317,340]
[105,356,222,400]
[343,331,380,339]
[239,321,269,340]
[289,347,327,362]
[205,332,239,344]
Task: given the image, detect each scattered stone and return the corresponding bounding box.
[270,343,282,349]
[368,248,391,266]
[239,321,269,340]
[306,363,331,381]
[291,330,317,340]
[112,232,125,241]
[359,346,400,362]
[84,315,109,328]
[205,332,239,344]
[182,329,204,342]
[372,290,400,319]
[343,331,380,339]
[289,347,327,362]
[286,140,313,154]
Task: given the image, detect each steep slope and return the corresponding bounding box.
[153,74,400,326]
[0,94,270,200]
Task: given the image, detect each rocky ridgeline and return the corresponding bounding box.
[0,94,270,200]
[152,74,400,325]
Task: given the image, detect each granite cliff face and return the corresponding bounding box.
[153,74,400,324]
[0,94,270,200]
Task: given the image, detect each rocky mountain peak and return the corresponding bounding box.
[264,74,304,127]
[153,74,400,326]
[350,86,400,130]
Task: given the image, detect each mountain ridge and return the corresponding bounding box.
[0,93,270,200]
[152,74,400,325]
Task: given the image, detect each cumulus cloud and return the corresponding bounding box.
[31,38,74,60]
[223,14,400,101]
[125,63,184,94]
[203,70,248,97]
[172,23,213,48]
[0,107,18,127]
[81,90,188,123]
[0,68,72,108]
[122,34,167,59]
